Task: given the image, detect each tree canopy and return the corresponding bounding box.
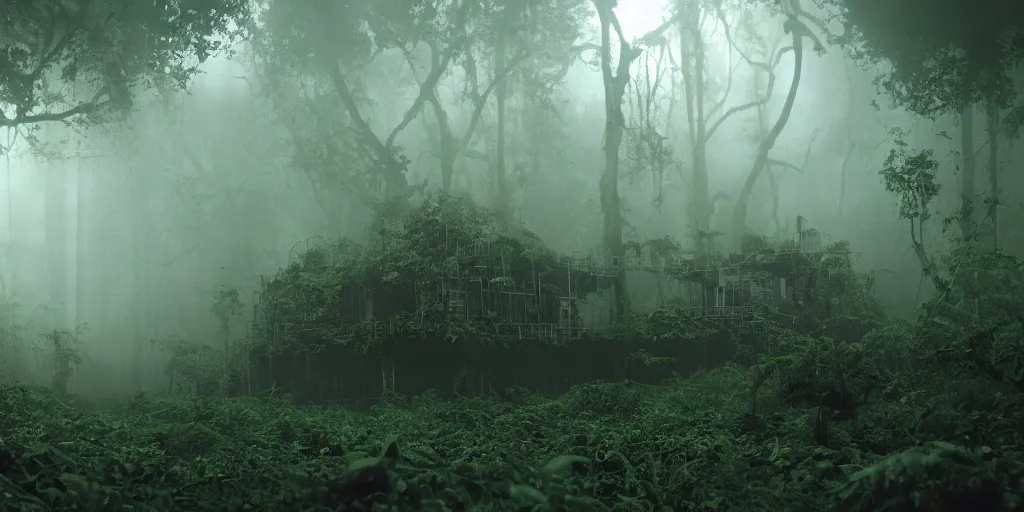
[825,0,1024,116]
[255,0,591,206]
[0,0,251,139]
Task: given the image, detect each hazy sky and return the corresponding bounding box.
[617,0,672,39]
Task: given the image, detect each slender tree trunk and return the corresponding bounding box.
[754,66,782,232]
[75,155,86,329]
[732,27,805,247]
[693,28,710,231]
[494,26,510,223]
[594,3,637,320]
[524,5,543,183]
[323,62,412,204]
[837,60,857,219]
[985,98,999,249]
[683,20,712,233]
[427,95,456,194]
[44,150,68,328]
[130,163,150,389]
[837,145,855,218]
[960,101,976,239]
[2,144,12,295]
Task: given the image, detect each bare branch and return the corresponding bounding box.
[316,0,472,195]
[0,87,113,128]
[322,62,387,154]
[457,51,531,154]
[463,148,491,164]
[765,158,803,173]
[707,42,741,120]
[785,0,834,43]
[383,0,478,147]
[386,41,459,148]
[765,128,818,172]
[572,43,602,53]
[705,10,792,141]
[635,15,680,47]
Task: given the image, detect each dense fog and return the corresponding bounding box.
[1,0,1021,396]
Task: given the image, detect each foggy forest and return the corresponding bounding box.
[1,0,1023,509]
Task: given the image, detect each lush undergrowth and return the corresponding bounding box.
[2,363,1022,511]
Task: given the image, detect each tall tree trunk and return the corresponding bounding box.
[427,95,456,194]
[732,24,805,247]
[985,98,999,248]
[960,100,976,240]
[681,19,712,233]
[494,26,510,223]
[524,5,543,185]
[1,144,12,295]
[593,2,637,320]
[692,27,710,232]
[130,164,150,390]
[754,64,782,232]
[75,156,86,329]
[44,153,68,328]
[837,59,857,219]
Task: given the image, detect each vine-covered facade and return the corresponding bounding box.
[239,198,852,404]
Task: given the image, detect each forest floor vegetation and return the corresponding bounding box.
[2,360,1021,511]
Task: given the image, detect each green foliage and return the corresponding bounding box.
[211,285,244,330]
[937,246,1024,315]
[257,194,564,353]
[3,311,1024,511]
[254,0,470,202]
[152,336,230,397]
[36,327,85,395]
[258,0,447,74]
[923,309,1024,391]
[0,0,251,134]
[371,193,559,283]
[0,368,839,510]
[811,240,885,323]
[608,304,721,342]
[824,0,1024,115]
[839,442,1004,511]
[760,328,880,417]
[879,131,940,225]
[0,295,26,384]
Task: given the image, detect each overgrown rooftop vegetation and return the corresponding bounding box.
[253,194,568,355]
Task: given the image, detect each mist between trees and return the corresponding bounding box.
[2,0,1024,510]
[0,0,1020,409]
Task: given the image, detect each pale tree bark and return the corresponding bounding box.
[754,68,818,234]
[494,24,510,222]
[960,99,976,240]
[408,40,527,201]
[523,3,544,190]
[731,17,813,245]
[985,97,999,249]
[130,160,150,389]
[674,4,788,234]
[1,130,14,296]
[680,10,711,233]
[404,44,459,194]
[320,0,473,205]
[75,156,86,329]
[592,0,640,319]
[43,139,69,328]
[836,59,858,219]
